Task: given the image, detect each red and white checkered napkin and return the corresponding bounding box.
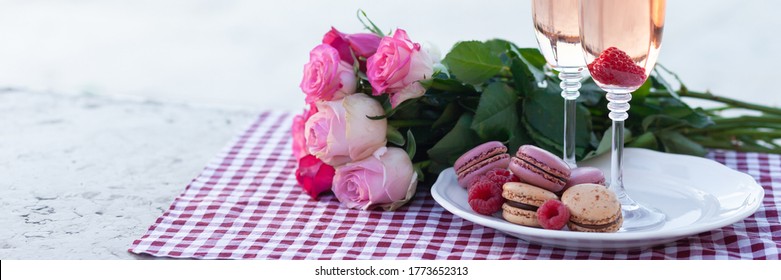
[129,111,781,259]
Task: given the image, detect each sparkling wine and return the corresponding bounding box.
[532,0,585,70]
[579,0,668,231]
[579,0,666,91]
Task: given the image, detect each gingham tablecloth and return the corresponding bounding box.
[129,111,781,259]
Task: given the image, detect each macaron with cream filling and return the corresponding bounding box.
[509,145,571,192]
[561,183,623,233]
[454,141,510,188]
[501,182,559,227]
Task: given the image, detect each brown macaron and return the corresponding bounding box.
[561,183,623,233]
[501,182,559,228]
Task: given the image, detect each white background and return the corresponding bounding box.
[1,0,779,111]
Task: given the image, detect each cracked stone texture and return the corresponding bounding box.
[0,90,257,259]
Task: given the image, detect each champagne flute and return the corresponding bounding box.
[579,0,667,231]
[532,0,585,168]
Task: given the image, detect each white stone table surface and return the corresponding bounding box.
[0,89,257,259]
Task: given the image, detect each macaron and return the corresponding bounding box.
[454,141,510,188]
[509,145,571,193]
[563,167,606,192]
[501,182,559,227]
[561,183,623,233]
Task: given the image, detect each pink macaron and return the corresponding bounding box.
[563,167,606,192]
[454,141,510,188]
[509,145,571,192]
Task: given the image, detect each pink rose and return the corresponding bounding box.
[295,154,335,199]
[300,44,357,103]
[333,147,418,210]
[291,103,318,160]
[322,27,381,65]
[304,93,387,166]
[366,29,434,108]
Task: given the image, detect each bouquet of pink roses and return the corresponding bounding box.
[291,22,432,210]
[291,12,781,211]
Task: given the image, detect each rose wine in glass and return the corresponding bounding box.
[579,0,667,231]
[532,0,586,168]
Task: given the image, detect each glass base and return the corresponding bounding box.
[615,192,666,232]
[604,97,666,232]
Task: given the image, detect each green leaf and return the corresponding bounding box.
[442,41,504,85]
[630,79,652,104]
[641,115,674,131]
[367,97,415,120]
[523,82,592,157]
[578,77,605,106]
[508,118,534,154]
[595,128,612,156]
[420,78,476,93]
[427,161,451,178]
[412,161,428,182]
[657,131,708,156]
[432,102,461,129]
[521,117,564,156]
[627,131,659,150]
[484,39,511,58]
[515,48,547,69]
[651,67,682,99]
[427,113,481,172]
[471,82,519,140]
[594,127,634,156]
[387,126,405,146]
[653,64,689,97]
[511,47,547,84]
[484,39,513,66]
[684,115,714,129]
[406,127,440,165]
[433,71,449,80]
[641,109,714,132]
[671,108,714,128]
[406,130,417,159]
[510,57,537,95]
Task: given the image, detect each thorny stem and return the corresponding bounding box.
[357,9,385,37]
[712,116,781,124]
[697,129,781,138]
[388,119,435,128]
[692,139,781,153]
[649,91,781,116]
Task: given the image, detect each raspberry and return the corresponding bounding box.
[468,178,505,215]
[484,168,520,186]
[587,47,647,87]
[536,199,570,230]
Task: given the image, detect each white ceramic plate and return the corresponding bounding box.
[431,148,764,250]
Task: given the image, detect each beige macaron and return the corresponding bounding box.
[501,182,559,227]
[561,183,623,233]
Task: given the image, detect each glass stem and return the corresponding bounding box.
[606,90,635,207]
[559,69,582,168]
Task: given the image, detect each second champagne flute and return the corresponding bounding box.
[532,0,586,168]
[579,0,667,231]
